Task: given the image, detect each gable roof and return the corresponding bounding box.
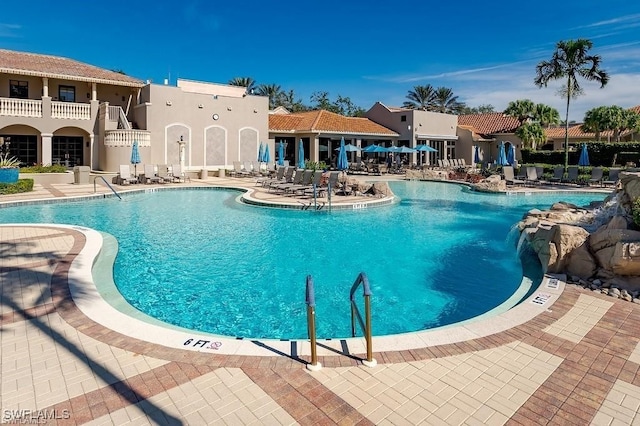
[0,49,144,87]
[269,110,398,136]
[458,113,520,135]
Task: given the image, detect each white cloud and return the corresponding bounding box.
[577,13,640,29]
[0,23,21,38]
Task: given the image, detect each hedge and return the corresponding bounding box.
[522,141,640,167]
[0,179,34,195]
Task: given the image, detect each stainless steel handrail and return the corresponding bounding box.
[350,272,376,366]
[93,176,122,200]
[305,275,321,371]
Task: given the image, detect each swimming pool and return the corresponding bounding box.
[0,181,603,340]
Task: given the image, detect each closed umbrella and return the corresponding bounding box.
[507,144,516,166]
[337,138,348,171]
[130,140,141,177]
[297,139,305,169]
[258,142,265,162]
[578,143,590,166]
[496,141,508,166]
[278,141,284,166]
[263,144,270,163]
[474,145,480,164]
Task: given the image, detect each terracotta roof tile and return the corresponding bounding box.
[630,105,640,114]
[544,125,614,139]
[458,113,520,135]
[269,110,398,136]
[0,49,143,87]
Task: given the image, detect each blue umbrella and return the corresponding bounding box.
[258,142,265,162]
[263,144,270,163]
[415,144,437,152]
[507,144,516,166]
[496,141,508,166]
[277,141,284,166]
[362,144,379,153]
[130,140,141,176]
[297,139,305,169]
[578,143,590,166]
[337,138,348,171]
[474,145,480,164]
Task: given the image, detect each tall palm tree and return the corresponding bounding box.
[432,87,464,114]
[403,85,435,110]
[504,99,536,125]
[581,106,608,141]
[533,104,560,128]
[228,77,256,94]
[255,84,283,109]
[515,122,546,150]
[535,39,609,171]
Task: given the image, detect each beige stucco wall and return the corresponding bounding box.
[0,74,43,98]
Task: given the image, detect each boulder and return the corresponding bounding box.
[473,175,506,193]
[611,242,640,276]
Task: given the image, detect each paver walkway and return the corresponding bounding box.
[0,176,635,425]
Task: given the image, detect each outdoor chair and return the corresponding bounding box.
[271,169,304,193]
[116,165,137,185]
[563,166,579,184]
[157,164,174,183]
[535,167,546,184]
[142,164,162,184]
[525,166,540,186]
[503,166,525,187]
[283,170,314,195]
[298,170,324,196]
[267,167,294,189]
[602,168,621,186]
[232,161,251,177]
[171,164,189,183]
[549,166,564,184]
[258,166,285,186]
[588,167,604,186]
[250,161,263,177]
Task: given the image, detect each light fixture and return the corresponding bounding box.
[227,106,232,111]
[166,101,172,106]
[198,104,204,108]
[253,109,258,113]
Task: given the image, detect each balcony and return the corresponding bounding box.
[0,97,91,120]
[0,98,43,117]
[51,101,90,120]
[104,129,151,147]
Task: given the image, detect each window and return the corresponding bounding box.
[59,85,75,102]
[400,115,407,122]
[9,80,28,99]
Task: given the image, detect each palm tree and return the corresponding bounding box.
[432,87,464,114]
[504,99,536,125]
[255,84,283,109]
[228,77,256,94]
[582,105,610,141]
[515,122,546,150]
[535,39,609,171]
[403,85,435,110]
[533,104,560,128]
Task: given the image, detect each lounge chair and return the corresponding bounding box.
[549,166,564,184]
[231,161,251,177]
[603,168,621,186]
[563,166,579,184]
[258,166,284,186]
[503,166,525,186]
[283,170,314,195]
[297,170,324,196]
[588,167,603,186]
[143,164,162,184]
[171,164,188,183]
[525,166,540,186]
[271,169,304,193]
[116,165,137,185]
[267,167,295,190]
[157,164,174,182]
[535,166,545,184]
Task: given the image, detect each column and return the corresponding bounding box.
[310,135,319,163]
[91,83,97,101]
[356,138,362,162]
[89,134,95,169]
[41,133,53,166]
[42,77,49,98]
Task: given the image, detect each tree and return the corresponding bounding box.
[255,84,283,109]
[432,87,465,114]
[403,85,435,110]
[581,106,609,141]
[310,91,335,112]
[504,99,536,125]
[459,104,495,115]
[535,39,609,171]
[276,89,307,112]
[515,122,546,150]
[228,77,256,94]
[533,104,560,128]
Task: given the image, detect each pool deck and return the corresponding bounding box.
[1,175,638,425]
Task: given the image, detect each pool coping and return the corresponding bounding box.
[1,222,569,360]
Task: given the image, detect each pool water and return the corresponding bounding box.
[0,182,603,339]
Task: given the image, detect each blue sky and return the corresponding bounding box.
[2,1,639,121]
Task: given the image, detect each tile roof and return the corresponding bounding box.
[269,110,398,136]
[544,125,614,139]
[630,105,640,114]
[457,113,520,135]
[0,49,144,87]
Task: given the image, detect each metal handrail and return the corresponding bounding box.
[350,272,375,366]
[93,176,122,200]
[305,275,321,371]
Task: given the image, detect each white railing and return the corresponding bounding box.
[107,106,120,121]
[51,101,91,120]
[0,98,43,117]
[104,130,151,147]
[107,105,131,129]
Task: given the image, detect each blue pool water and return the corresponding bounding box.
[0,182,603,339]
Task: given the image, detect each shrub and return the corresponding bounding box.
[633,198,640,228]
[0,153,21,168]
[0,179,34,195]
[20,164,68,173]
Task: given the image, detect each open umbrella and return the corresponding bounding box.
[278,141,284,166]
[578,143,590,166]
[337,138,348,171]
[389,145,417,154]
[507,144,516,166]
[415,144,437,152]
[474,145,480,164]
[496,141,508,166]
[297,139,305,169]
[130,140,141,177]
[334,144,361,152]
[258,142,265,162]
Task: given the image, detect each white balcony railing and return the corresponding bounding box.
[0,98,43,117]
[104,130,151,147]
[51,101,91,120]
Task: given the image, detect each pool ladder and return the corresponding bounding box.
[93,176,121,200]
[305,272,376,371]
